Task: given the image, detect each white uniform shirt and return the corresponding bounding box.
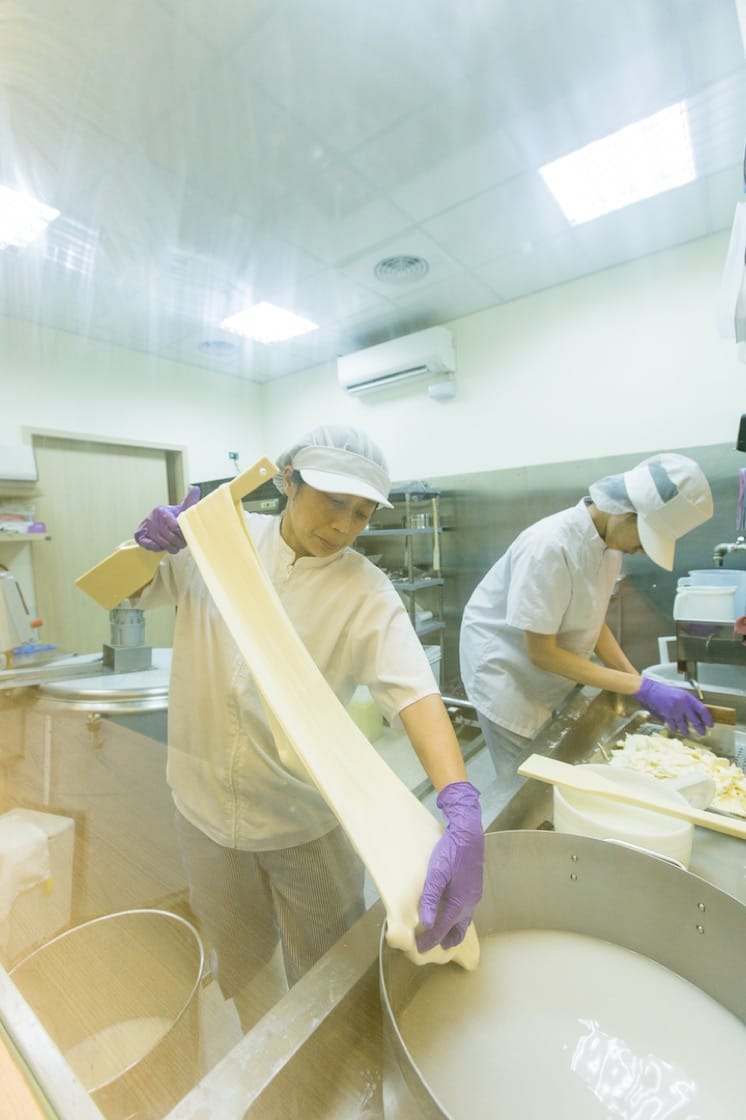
[459,500,621,738]
[138,512,438,850]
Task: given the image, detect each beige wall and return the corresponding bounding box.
[263,232,742,480]
[0,318,264,484]
[0,230,741,483]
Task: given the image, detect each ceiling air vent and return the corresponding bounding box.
[373,255,429,284]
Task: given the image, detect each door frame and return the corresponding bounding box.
[23,426,189,504]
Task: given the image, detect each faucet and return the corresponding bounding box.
[713,537,746,566]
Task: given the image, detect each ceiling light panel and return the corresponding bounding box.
[220,301,319,344]
[539,101,696,225]
[0,186,60,250]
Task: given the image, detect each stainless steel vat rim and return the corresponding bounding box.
[39,679,167,697]
[36,647,171,709]
[379,829,746,1120]
[37,680,168,699]
[33,693,168,712]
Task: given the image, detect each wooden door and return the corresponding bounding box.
[30,435,182,654]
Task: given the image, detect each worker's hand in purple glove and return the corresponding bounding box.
[416,781,485,953]
[633,676,714,737]
[134,486,201,554]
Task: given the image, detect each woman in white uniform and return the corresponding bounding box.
[133,426,483,1030]
[459,453,715,806]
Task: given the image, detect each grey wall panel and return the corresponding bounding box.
[422,442,746,690]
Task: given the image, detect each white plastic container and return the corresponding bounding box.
[642,660,746,697]
[673,585,737,622]
[552,764,693,867]
[680,570,746,617]
[0,808,74,964]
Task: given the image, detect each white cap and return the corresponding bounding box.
[591,453,713,570]
[275,426,393,508]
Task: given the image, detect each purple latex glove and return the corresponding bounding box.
[417,781,485,953]
[633,676,714,737]
[134,486,201,554]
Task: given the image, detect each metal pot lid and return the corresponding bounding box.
[37,648,172,710]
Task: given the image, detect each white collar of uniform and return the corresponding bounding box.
[578,498,608,554]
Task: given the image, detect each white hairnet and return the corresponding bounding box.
[589,453,713,569]
[273,425,392,507]
[587,471,635,515]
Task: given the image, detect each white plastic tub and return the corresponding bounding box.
[643,661,746,698]
[552,764,693,866]
[673,585,738,622]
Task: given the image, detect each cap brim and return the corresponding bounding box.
[299,467,393,508]
[637,517,675,571]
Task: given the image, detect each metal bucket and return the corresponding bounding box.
[380,830,746,1119]
[11,908,204,1120]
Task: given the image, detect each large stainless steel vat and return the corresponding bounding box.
[380,830,746,1119]
[11,908,204,1120]
[36,647,172,742]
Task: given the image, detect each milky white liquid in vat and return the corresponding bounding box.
[64,1015,172,1090]
[397,930,745,1118]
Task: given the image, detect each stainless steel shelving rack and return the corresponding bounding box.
[358,481,445,686]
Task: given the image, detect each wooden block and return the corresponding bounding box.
[704,703,737,726]
[74,461,278,612]
[75,541,164,610]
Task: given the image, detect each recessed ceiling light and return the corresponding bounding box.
[374,255,430,283]
[0,185,60,250]
[220,301,319,344]
[539,101,696,225]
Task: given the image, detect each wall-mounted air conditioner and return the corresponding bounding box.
[337,326,455,396]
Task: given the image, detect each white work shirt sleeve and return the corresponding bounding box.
[352,594,439,723]
[504,536,572,636]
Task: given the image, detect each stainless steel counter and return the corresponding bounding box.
[165,688,647,1120]
[2,684,744,1120]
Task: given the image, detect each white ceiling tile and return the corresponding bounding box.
[574,180,710,272]
[224,0,481,152]
[1,0,745,381]
[265,268,393,329]
[338,230,463,297]
[275,190,409,266]
[679,0,746,85]
[386,130,525,222]
[154,0,276,50]
[141,64,325,213]
[347,75,527,190]
[504,45,691,172]
[5,0,213,149]
[211,325,344,383]
[701,167,746,231]
[475,232,595,302]
[422,176,567,267]
[391,272,503,323]
[687,72,746,179]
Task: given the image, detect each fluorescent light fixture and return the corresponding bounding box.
[220,301,319,344]
[0,185,60,249]
[539,101,695,225]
